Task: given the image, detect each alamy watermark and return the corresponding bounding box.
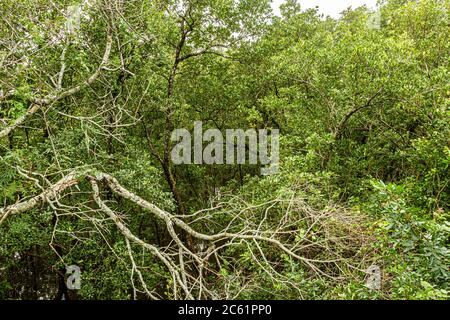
[366,265,381,290]
[367,10,381,30]
[66,265,81,290]
[171,121,279,175]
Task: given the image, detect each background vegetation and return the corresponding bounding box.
[0,0,448,300]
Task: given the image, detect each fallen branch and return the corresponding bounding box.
[0,169,369,299]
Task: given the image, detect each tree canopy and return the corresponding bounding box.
[0,0,448,300]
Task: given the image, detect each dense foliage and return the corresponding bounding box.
[0,0,448,300]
